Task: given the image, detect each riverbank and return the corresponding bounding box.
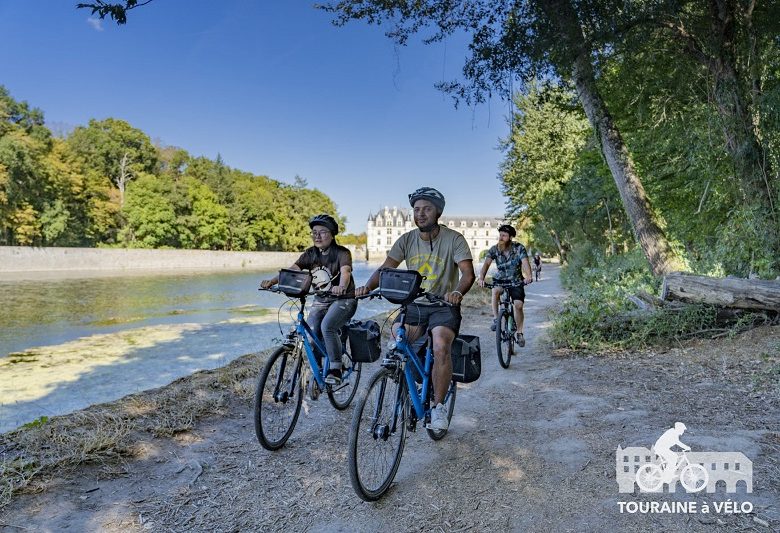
[0,246,301,276]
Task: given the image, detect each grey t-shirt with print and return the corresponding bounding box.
[388,225,472,300]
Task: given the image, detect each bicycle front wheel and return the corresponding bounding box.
[348,368,407,501]
[253,344,303,450]
[680,464,708,492]
[327,348,362,410]
[496,312,512,369]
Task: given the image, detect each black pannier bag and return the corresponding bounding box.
[379,268,424,304]
[451,334,481,383]
[277,269,312,297]
[347,319,382,363]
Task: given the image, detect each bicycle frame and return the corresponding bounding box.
[382,305,453,428]
[286,296,355,392]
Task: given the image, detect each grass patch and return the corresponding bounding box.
[0,350,266,509]
[549,248,772,351]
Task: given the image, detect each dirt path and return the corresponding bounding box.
[2,265,778,532]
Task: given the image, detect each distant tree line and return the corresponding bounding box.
[0,86,347,251]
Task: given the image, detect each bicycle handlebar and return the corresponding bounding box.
[258,285,357,299]
[353,288,455,307]
[483,280,530,289]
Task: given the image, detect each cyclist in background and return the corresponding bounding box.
[533,252,542,281]
[261,214,356,386]
[477,224,532,347]
[356,187,475,431]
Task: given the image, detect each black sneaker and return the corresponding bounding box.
[324,369,342,386]
[490,318,497,332]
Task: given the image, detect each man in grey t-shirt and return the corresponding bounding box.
[356,187,475,431]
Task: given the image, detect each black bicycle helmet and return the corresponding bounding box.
[498,224,516,238]
[408,187,445,213]
[308,214,339,236]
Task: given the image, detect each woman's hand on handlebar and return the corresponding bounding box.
[331,285,348,296]
[260,279,276,289]
[477,277,486,288]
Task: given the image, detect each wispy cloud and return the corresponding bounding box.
[86,17,104,32]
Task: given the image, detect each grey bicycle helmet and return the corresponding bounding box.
[408,187,445,213]
[498,224,516,238]
[308,214,339,236]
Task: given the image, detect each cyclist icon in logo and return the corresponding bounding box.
[636,422,709,492]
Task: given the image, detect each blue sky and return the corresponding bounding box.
[0,1,511,234]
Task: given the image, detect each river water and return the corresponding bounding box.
[0,263,388,433]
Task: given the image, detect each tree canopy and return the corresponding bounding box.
[0,86,344,251]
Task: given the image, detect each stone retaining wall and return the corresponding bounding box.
[0,246,300,272]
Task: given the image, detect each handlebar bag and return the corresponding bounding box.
[379,268,424,304]
[278,269,313,297]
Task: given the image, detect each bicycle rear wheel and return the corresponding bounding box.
[348,367,407,501]
[426,379,457,441]
[496,311,512,368]
[253,344,303,450]
[327,348,362,410]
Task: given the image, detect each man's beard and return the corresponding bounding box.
[416,220,438,233]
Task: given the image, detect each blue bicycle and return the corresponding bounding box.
[348,269,462,501]
[253,269,361,450]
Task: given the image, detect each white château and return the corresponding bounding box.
[366,206,505,261]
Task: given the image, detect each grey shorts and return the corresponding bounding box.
[394,303,462,336]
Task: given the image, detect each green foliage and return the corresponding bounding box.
[551,248,722,350]
[21,416,48,429]
[339,232,366,246]
[0,85,344,252]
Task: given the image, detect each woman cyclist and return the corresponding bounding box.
[260,214,356,385]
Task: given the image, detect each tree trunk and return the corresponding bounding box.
[570,48,684,276]
[542,0,685,276]
[115,152,132,208]
[549,229,568,264]
[662,272,780,311]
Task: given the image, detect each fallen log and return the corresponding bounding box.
[661,273,780,311]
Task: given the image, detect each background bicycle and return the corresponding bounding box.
[484,280,527,368]
[348,268,481,501]
[253,268,365,451]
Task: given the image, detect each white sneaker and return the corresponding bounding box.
[429,403,449,431]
